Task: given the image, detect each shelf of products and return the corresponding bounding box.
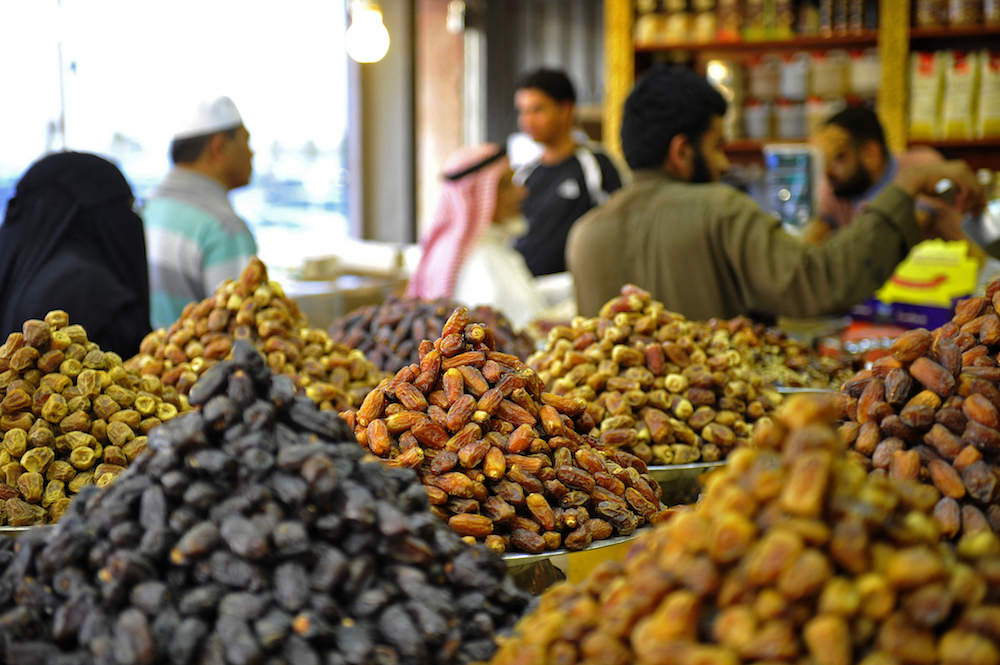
[635,30,878,52]
[909,137,1000,149]
[910,23,1000,39]
[605,0,1000,169]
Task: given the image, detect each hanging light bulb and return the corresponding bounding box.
[346,0,390,63]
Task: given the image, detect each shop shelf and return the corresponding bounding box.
[910,25,1000,40]
[907,137,1000,149]
[724,138,811,153]
[635,31,878,53]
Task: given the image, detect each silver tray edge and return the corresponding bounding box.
[501,529,646,566]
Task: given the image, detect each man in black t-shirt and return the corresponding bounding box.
[513,69,627,276]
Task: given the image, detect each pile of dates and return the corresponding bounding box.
[0,339,533,665]
[491,394,1000,665]
[728,318,862,390]
[840,280,1000,541]
[329,298,535,375]
[527,285,782,466]
[341,307,669,554]
[0,312,184,525]
[126,257,382,413]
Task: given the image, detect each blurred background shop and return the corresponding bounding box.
[2,0,999,334]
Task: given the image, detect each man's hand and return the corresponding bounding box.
[894,159,985,215]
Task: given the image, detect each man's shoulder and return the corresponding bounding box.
[143,192,251,238]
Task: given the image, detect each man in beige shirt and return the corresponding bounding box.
[567,65,983,320]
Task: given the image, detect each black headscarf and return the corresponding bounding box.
[0,152,152,357]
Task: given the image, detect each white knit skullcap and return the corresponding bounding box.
[173,96,243,140]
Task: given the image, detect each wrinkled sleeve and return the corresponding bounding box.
[720,184,919,318]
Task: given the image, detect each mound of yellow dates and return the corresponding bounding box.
[527,285,783,466]
[492,395,1000,665]
[126,257,382,413]
[0,312,186,525]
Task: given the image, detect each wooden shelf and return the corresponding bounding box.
[908,138,1000,149]
[910,24,1000,40]
[635,31,878,53]
[725,138,809,153]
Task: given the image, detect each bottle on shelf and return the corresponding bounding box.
[693,0,718,42]
[915,0,948,27]
[716,0,743,41]
[980,50,1000,138]
[949,0,981,26]
[748,54,782,100]
[811,50,849,98]
[780,52,811,101]
[776,98,807,138]
[986,0,1000,25]
[744,98,774,139]
[848,48,880,98]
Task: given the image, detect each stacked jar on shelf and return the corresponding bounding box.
[739,49,879,141]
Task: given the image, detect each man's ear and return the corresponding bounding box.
[859,139,884,173]
[664,133,692,178]
[206,133,227,161]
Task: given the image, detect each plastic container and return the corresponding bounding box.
[914,0,947,27]
[949,0,980,25]
[744,99,773,139]
[779,52,811,101]
[849,49,880,97]
[775,99,807,138]
[693,10,718,42]
[716,0,743,41]
[986,0,1000,26]
[811,50,849,97]
[748,55,781,100]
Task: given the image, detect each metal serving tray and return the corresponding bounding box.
[501,529,645,567]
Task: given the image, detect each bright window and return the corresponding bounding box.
[0,0,352,275]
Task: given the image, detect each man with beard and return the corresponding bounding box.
[567,65,983,320]
[808,106,966,247]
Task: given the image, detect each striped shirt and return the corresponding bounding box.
[141,168,257,330]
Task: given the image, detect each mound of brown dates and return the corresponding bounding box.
[329,298,535,375]
[126,257,382,414]
[0,311,185,525]
[527,285,782,466]
[839,277,1000,541]
[491,395,1000,665]
[342,306,670,554]
[0,338,532,665]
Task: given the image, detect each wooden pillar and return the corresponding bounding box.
[877,0,910,154]
[603,0,633,160]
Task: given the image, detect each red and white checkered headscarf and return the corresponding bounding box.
[406,143,508,300]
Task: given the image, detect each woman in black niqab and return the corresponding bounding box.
[0,152,152,357]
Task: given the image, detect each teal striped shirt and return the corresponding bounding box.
[141,169,257,330]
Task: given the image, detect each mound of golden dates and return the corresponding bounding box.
[492,395,1000,665]
[0,312,185,524]
[126,257,382,413]
[527,285,783,466]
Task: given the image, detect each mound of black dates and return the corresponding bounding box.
[0,339,532,665]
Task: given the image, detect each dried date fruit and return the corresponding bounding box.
[493,394,1000,665]
[0,339,532,664]
[329,298,533,374]
[127,258,382,415]
[345,311,659,552]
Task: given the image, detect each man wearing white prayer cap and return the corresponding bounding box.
[141,96,259,329]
